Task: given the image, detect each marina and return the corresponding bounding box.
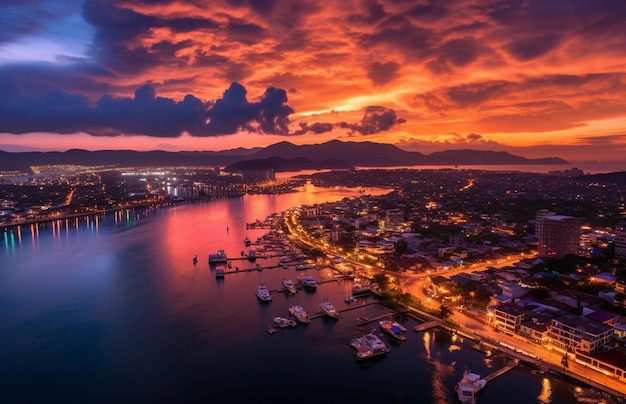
[0,185,599,403]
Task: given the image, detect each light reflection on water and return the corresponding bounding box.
[1,185,582,403]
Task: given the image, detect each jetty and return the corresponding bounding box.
[413,320,441,332]
[483,360,518,383]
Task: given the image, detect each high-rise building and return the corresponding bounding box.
[615,221,626,260]
[536,210,580,258]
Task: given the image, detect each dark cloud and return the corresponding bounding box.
[292,122,335,136]
[505,33,562,61]
[366,61,401,86]
[339,106,406,135]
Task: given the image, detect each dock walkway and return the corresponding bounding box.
[483,361,518,383]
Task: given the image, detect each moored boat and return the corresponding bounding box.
[298,275,317,290]
[265,325,277,335]
[344,296,355,303]
[208,249,228,263]
[256,283,272,302]
[379,319,407,341]
[455,367,486,404]
[319,300,339,319]
[282,278,297,294]
[288,305,310,324]
[350,332,390,360]
[215,266,225,279]
[294,262,316,271]
[273,316,297,328]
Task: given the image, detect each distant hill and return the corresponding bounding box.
[578,171,626,186]
[0,140,569,172]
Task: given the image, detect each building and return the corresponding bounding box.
[547,314,613,354]
[615,221,626,260]
[535,210,580,258]
[491,303,532,335]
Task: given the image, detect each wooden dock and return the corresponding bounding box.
[483,360,518,383]
[413,320,441,332]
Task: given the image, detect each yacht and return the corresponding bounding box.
[208,249,228,263]
[350,332,390,360]
[294,262,316,271]
[319,300,339,319]
[455,367,486,404]
[215,266,225,279]
[288,305,310,324]
[273,316,297,328]
[298,275,317,290]
[256,284,272,302]
[282,279,297,295]
[379,319,407,341]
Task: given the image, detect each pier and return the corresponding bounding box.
[413,320,441,332]
[483,360,518,383]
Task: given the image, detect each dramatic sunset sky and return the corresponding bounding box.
[1,0,625,161]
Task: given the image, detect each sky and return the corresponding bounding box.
[0,0,625,162]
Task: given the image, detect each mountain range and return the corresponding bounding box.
[0,140,569,172]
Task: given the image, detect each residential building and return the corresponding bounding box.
[615,221,626,260]
[548,314,613,354]
[535,210,580,258]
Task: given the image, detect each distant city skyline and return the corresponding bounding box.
[1,1,625,161]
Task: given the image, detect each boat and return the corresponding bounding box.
[256,263,263,271]
[215,266,225,279]
[288,305,310,324]
[247,249,257,261]
[350,332,390,360]
[227,261,232,269]
[344,296,355,303]
[455,367,486,404]
[273,316,297,328]
[379,319,407,341]
[294,262,316,271]
[192,255,198,265]
[265,325,277,335]
[282,278,297,295]
[244,236,251,246]
[298,275,317,290]
[256,284,272,302]
[319,300,339,319]
[352,283,371,295]
[208,249,228,263]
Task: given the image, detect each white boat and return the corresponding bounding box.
[350,332,390,360]
[379,319,407,341]
[344,296,355,303]
[298,275,317,290]
[273,316,297,328]
[288,305,310,324]
[319,300,339,319]
[455,368,486,404]
[294,262,316,271]
[215,266,225,279]
[256,284,272,302]
[282,279,297,294]
[208,249,228,263]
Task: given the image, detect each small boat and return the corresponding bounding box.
[288,305,310,324]
[273,316,297,328]
[265,325,277,335]
[227,261,232,269]
[379,319,406,341]
[248,249,257,261]
[282,279,297,295]
[298,275,317,290]
[215,267,225,279]
[256,284,272,302]
[294,262,316,271]
[192,255,198,265]
[208,249,228,263]
[350,332,390,360]
[244,236,251,246]
[344,296,355,303]
[256,263,263,271]
[319,300,340,319]
[455,367,486,404]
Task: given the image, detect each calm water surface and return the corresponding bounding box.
[1,184,583,403]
